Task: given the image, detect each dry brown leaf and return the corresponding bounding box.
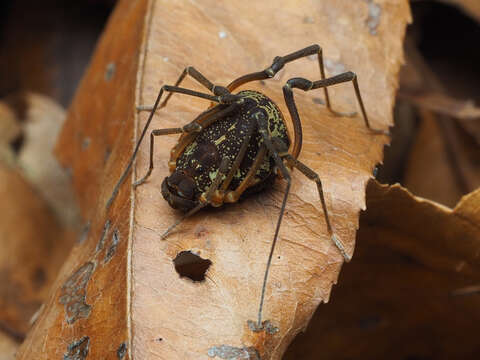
[0,93,80,227]
[285,180,480,360]
[0,163,74,341]
[0,94,78,352]
[398,84,480,146]
[15,93,80,228]
[0,331,17,360]
[17,0,148,357]
[405,109,466,206]
[401,41,480,206]
[398,90,480,119]
[400,89,480,145]
[17,0,409,359]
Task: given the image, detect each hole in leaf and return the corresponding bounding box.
[173,251,211,282]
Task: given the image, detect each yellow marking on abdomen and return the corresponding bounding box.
[214,135,227,146]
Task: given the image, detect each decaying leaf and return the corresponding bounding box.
[398,89,480,145]
[0,331,17,360]
[401,41,480,207]
[285,180,480,360]
[0,94,78,353]
[0,163,74,342]
[17,0,410,359]
[0,93,80,227]
[17,0,148,357]
[398,90,480,120]
[405,109,467,206]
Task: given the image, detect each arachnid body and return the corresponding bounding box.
[163,90,288,212]
[107,44,387,329]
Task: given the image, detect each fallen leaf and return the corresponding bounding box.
[405,109,466,206]
[285,180,480,360]
[17,0,410,358]
[0,93,81,228]
[0,94,78,352]
[15,93,80,228]
[401,41,480,206]
[0,331,17,360]
[398,90,480,119]
[398,73,480,146]
[0,163,74,340]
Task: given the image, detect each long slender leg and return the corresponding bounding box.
[227,44,329,109]
[105,84,239,209]
[283,72,389,159]
[282,154,350,261]
[138,66,231,112]
[160,157,231,239]
[133,128,183,187]
[253,111,293,329]
[227,45,386,162]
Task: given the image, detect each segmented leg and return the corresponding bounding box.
[227,44,329,106]
[283,72,388,159]
[282,154,350,261]
[138,66,231,112]
[133,128,183,187]
[227,45,387,160]
[105,83,239,209]
[253,111,292,329]
[160,157,231,239]
[227,45,328,156]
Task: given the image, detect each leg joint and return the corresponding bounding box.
[183,122,202,133]
[310,44,321,53]
[286,78,313,91]
[267,56,285,75]
[212,85,229,96]
[264,67,276,78]
[219,93,241,104]
[346,71,356,80]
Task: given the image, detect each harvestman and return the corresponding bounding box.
[107,44,387,328]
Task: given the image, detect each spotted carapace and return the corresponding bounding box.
[107,44,387,330]
[163,90,288,212]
